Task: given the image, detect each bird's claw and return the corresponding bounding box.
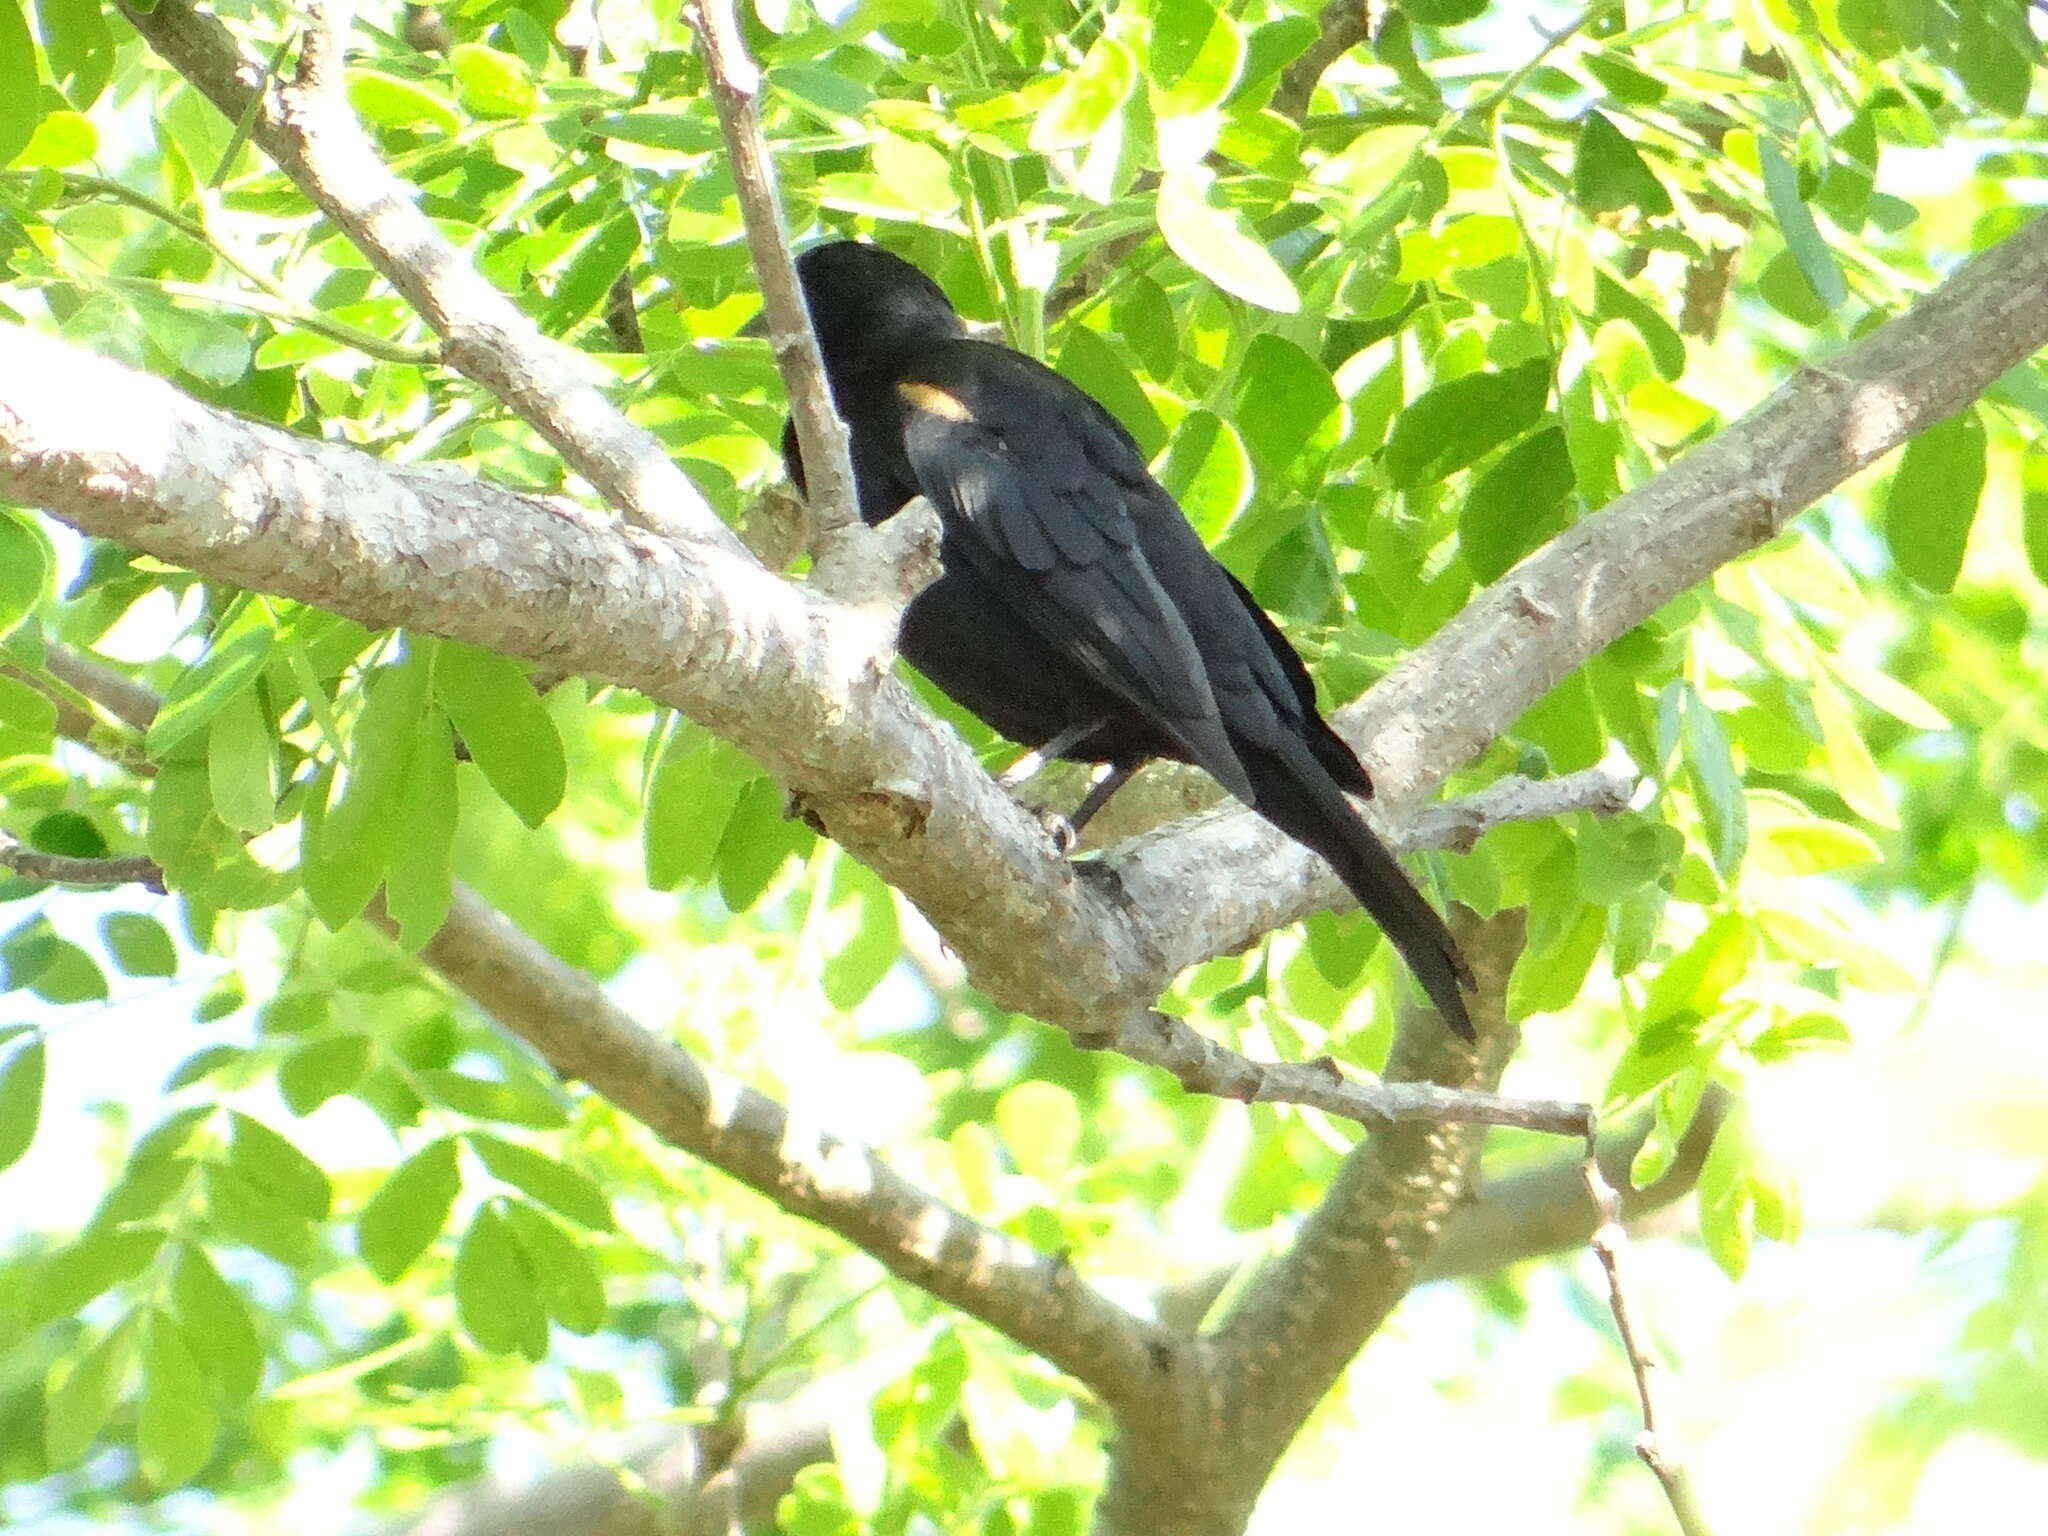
[1032,805,1078,856]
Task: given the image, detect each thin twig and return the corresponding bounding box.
[118,0,739,553]
[0,834,164,890]
[1582,1138,1717,1536]
[683,0,859,543]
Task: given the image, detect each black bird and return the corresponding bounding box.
[782,240,1475,1038]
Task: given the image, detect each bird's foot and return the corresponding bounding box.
[1030,804,1079,856]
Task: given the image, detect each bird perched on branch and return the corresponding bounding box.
[782,239,1475,1039]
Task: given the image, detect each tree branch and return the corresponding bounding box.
[1093,909,1531,1536]
[115,0,738,554]
[386,884,1172,1418]
[1153,1082,1733,1334]
[681,0,855,543]
[1111,214,2048,981]
[1584,1145,1717,1536]
[0,834,164,889]
[0,323,1604,1134]
[1422,1083,1731,1281]
[1270,0,1371,121]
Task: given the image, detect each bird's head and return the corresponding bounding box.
[794,240,965,368]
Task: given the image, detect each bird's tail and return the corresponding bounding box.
[1240,734,1476,1040]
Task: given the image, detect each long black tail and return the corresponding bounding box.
[1239,732,1476,1040]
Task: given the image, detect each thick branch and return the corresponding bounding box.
[1094,910,1530,1536]
[115,0,737,554]
[392,885,1169,1415]
[1110,213,2048,978]
[0,321,1597,1136]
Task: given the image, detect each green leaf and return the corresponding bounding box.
[766,64,875,130]
[28,937,108,1003]
[168,1245,262,1404]
[147,606,278,758]
[1110,274,1179,379]
[227,1112,332,1220]
[1383,357,1550,488]
[1678,683,1748,879]
[28,810,106,857]
[501,1200,607,1334]
[138,1310,219,1487]
[1955,8,2032,118]
[449,42,538,118]
[346,69,461,133]
[1641,911,1752,1027]
[1155,410,1252,540]
[1631,1068,1707,1186]
[132,297,253,388]
[1148,0,1244,118]
[1592,270,1685,380]
[1573,814,1680,905]
[1811,679,1897,827]
[2020,452,2048,584]
[1460,425,1575,580]
[1697,1110,1755,1280]
[644,726,752,890]
[1233,334,1339,474]
[1572,109,1673,216]
[418,1068,572,1128]
[821,861,900,1012]
[146,759,218,888]
[993,1081,1081,1184]
[591,110,721,153]
[0,1033,44,1172]
[203,1163,317,1265]
[1507,900,1604,1017]
[1749,1010,1853,1062]
[1759,136,1846,310]
[545,213,640,333]
[29,1226,162,1328]
[1882,408,1986,593]
[207,685,278,833]
[0,510,53,640]
[1056,325,1166,455]
[100,912,178,977]
[434,642,566,828]
[0,673,58,746]
[45,1313,141,1467]
[37,0,115,109]
[1029,35,1134,149]
[0,0,39,164]
[468,1133,615,1231]
[1513,666,1604,774]
[869,132,958,217]
[715,774,809,912]
[455,1203,550,1359]
[14,107,96,167]
[1401,0,1488,21]
[1156,167,1299,313]
[307,651,431,928]
[1304,908,1376,987]
[1750,794,1881,876]
[278,1032,372,1115]
[357,1137,460,1283]
[383,706,458,950]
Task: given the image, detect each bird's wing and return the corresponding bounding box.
[893,353,1255,802]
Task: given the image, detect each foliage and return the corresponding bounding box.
[1,0,2045,1530]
